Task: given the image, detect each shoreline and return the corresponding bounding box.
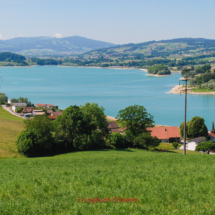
[167,85,215,95]
[139,68,170,77]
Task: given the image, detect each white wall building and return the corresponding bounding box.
[12,103,27,112]
[179,137,205,151]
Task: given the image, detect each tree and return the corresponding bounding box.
[0,93,8,104]
[80,103,109,149]
[133,132,160,150]
[172,142,179,149]
[15,106,23,113]
[188,116,208,138]
[179,121,189,138]
[17,129,40,157]
[110,132,127,149]
[54,105,84,151]
[196,140,215,154]
[17,115,55,157]
[117,105,154,143]
[180,116,208,139]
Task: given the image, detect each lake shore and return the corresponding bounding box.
[106,116,117,121]
[167,85,215,95]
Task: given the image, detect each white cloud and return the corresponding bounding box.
[55,33,63,38]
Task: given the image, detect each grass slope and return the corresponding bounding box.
[0,107,24,158]
[0,149,215,214]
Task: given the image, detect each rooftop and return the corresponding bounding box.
[147,126,180,140]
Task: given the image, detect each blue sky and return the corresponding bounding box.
[0,0,214,44]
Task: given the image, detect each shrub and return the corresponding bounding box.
[15,106,23,113]
[196,140,215,154]
[17,129,40,157]
[17,127,54,157]
[110,133,127,148]
[172,142,179,149]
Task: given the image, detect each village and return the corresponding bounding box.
[2,98,215,153]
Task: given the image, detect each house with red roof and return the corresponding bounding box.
[147,126,181,143]
[209,122,215,141]
[36,103,47,108]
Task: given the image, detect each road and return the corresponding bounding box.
[1,105,25,119]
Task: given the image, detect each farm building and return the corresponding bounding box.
[11,103,27,112]
[36,103,47,108]
[22,107,34,114]
[51,111,63,116]
[147,126,180,143]
[179,137,205,151]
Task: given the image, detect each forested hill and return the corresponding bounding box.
[72,38,215,69]
[0,52,28,66]
[85,38,215,57]
[0,36,115,56]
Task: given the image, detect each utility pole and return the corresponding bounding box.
[180,67,191,155]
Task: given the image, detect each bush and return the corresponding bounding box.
[110,133,127,148]
[19,116,55,157]
[196,140,215,154]
[133,132,160,150]
[172,142,179,149]
[17,129,41,157]
[17,127,56,157]
[15,106,23,113]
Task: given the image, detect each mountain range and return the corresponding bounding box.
[0,36,116,56]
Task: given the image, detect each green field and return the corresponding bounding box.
[0,149,215,214]
[0,107,24,158]
[1,106,215,214]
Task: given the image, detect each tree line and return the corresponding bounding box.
[16,104,160,157]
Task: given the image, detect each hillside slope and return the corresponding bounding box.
[0,107,24,158]
[0,149,214,214]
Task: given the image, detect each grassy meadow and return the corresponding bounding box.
[1,106,215,214]
[1,149,215,214]
[0,107,24,158]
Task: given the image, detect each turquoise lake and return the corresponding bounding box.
[0,66,214,129]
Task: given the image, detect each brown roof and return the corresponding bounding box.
[48,115,57,120]
[36,103,46,107]
[47,110,53,114]
[47,104,58,107]
[22,107,34,113]
[108,121,119,129]
[51,111,63,116]
[147,126,180,140]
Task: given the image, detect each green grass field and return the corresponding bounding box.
[1,106,215,214]
[0,107,24,158]
[1,149,215,214]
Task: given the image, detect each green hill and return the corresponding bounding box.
[74,38,215,69]
[0,107,24,158]
[1,149,215,214]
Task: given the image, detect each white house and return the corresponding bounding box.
[179,137,205,151]
[12,103,27,112]
[7,99,11,104]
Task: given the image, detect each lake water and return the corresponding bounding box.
[0,66,214,129]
